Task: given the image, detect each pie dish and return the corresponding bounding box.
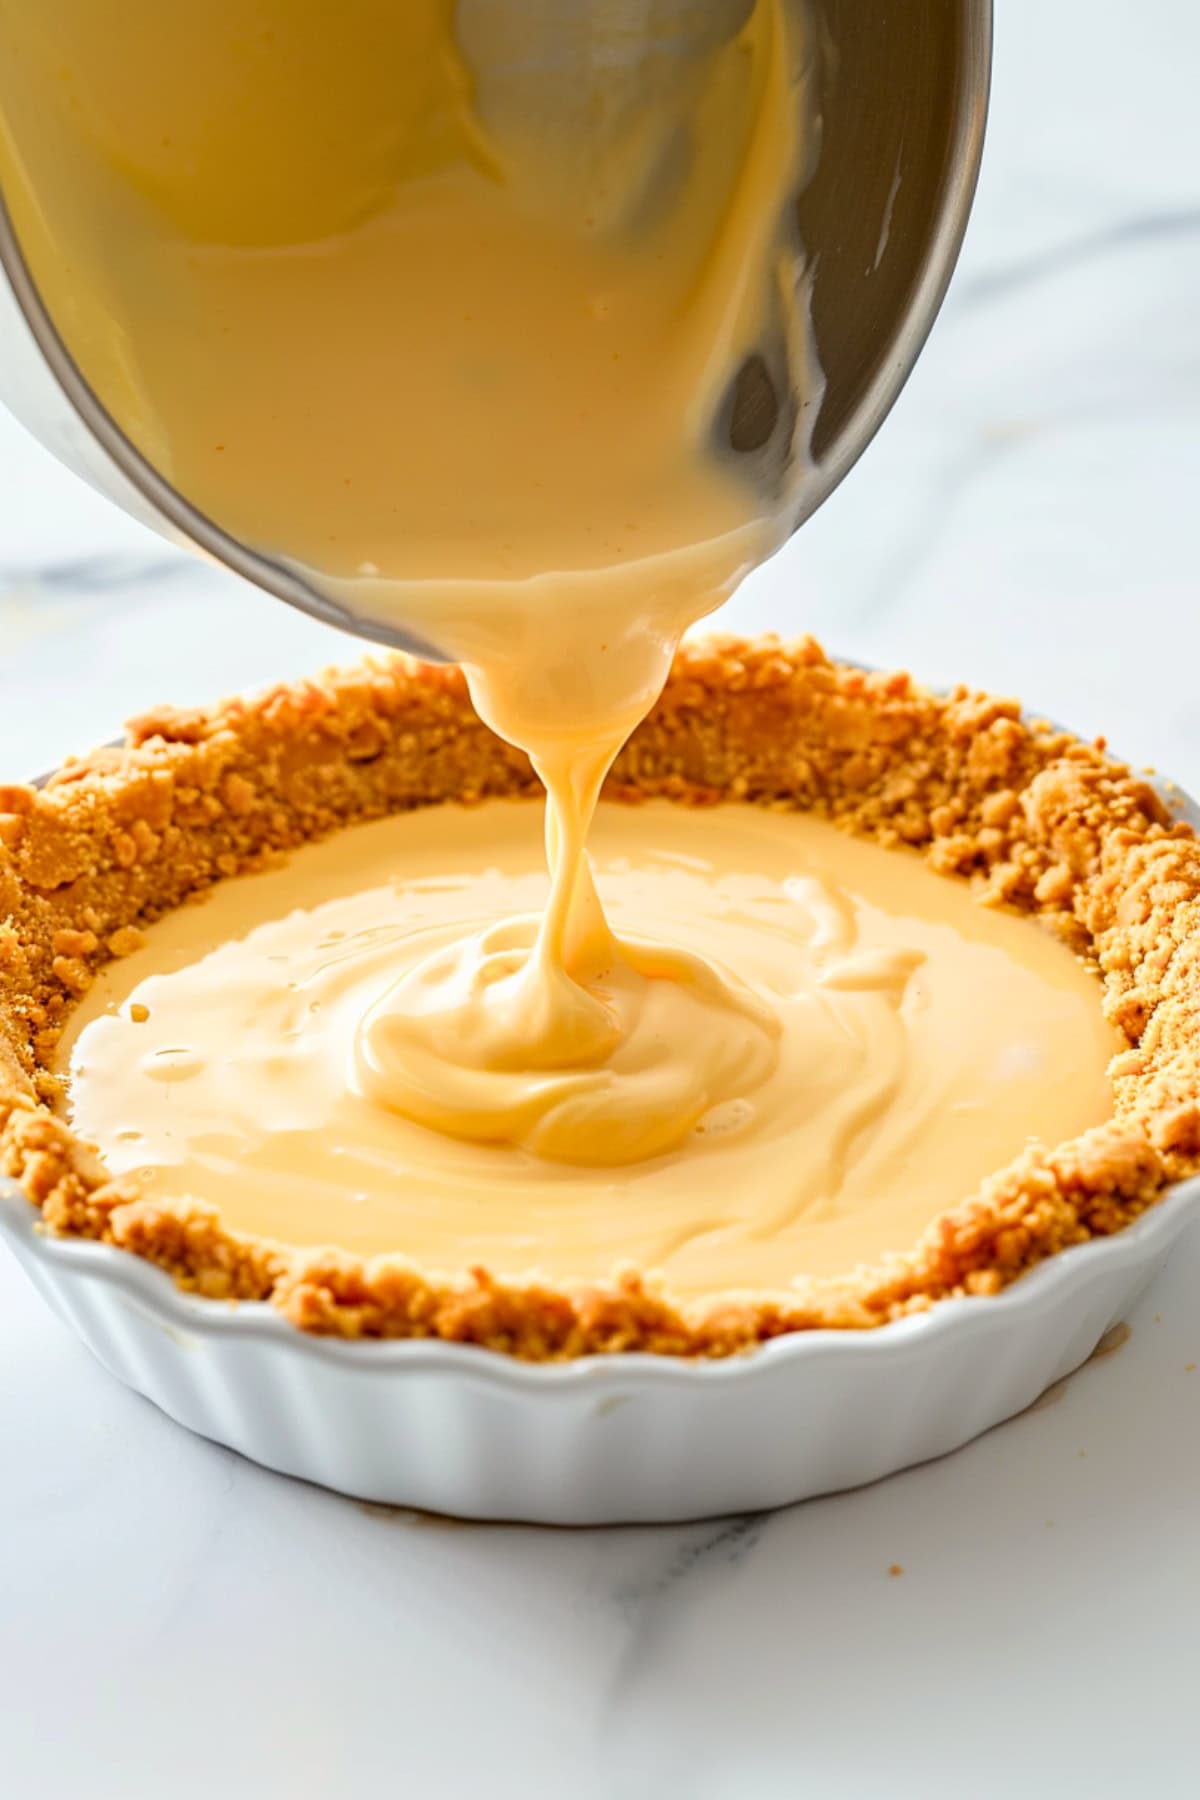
[2,635,1199,1518]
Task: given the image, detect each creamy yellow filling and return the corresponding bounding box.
[58,802,1120,1295]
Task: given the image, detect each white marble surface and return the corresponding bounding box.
[4,4,1200,1795]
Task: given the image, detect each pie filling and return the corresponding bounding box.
[56,798,1119,1295]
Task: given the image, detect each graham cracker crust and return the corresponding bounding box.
[2,636,1197,1358]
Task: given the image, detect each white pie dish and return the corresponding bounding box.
[1,1173,1194,1524]
[3,717,1198,1525]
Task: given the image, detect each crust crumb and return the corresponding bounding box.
[107,925,146,958]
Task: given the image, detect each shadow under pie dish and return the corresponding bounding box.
[2,635,1199,1522]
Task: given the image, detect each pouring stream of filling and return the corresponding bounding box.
[1,0,832,1170]
[2,2,1118,1274]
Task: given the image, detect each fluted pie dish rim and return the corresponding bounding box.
[2,1171,1195,1381]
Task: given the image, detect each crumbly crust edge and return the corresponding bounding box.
[3,634,1199,1359]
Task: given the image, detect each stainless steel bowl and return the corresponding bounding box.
[0,1,990,654]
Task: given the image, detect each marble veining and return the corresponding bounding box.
[3,4,1200,1795]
